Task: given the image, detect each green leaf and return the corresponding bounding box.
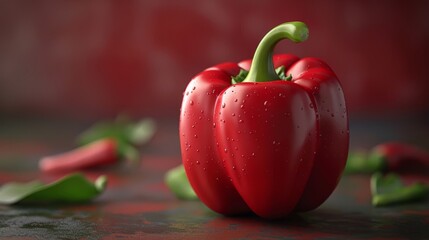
[79,119,128,146]
[0,173,107,205]
[231,69,249,84]
[275,66,292,81]
[371,172,429,207]
[231,66,291,84]
[78,116,156,161]
[275,66,286,80]
[165,165,198,200]
[128,118,156,145]
[120,144,140,162]
[0,181,44,204]
[344,151,386,174]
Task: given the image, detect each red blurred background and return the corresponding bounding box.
[0,0,428,120]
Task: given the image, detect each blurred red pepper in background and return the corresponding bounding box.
[346,142,429,174]
[39,139,118,173]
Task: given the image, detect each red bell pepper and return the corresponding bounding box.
[180,22,349,219]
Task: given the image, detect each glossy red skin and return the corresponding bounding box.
[180,69,250,215]
[214,81,318,218]
[180,54,349,218]
[242,54,349,212]
[284,57,349,211]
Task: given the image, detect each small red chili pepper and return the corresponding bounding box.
[39,138,118,173]
[372,142,429,173]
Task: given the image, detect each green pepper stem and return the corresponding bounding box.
[242,21,308,83]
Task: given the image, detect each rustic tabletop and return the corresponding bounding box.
[0,117,428,239]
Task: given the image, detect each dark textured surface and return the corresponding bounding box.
[0,119,428,239]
